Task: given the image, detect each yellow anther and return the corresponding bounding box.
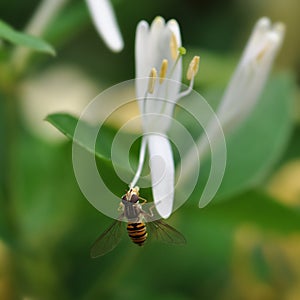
[170,33,178,60]
[187,56,200,80]
[256,45,269,62]
[159,59,168,84]
[148,68,157,94]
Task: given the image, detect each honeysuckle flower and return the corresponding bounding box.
[130,17,199,218]
[177,17,285,208]
[197,17,285,157]
[86,0,124,52]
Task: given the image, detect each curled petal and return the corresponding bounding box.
[148,134,174,219]
[135,17,182,83]
[167,19,182,52]
[194,17,285,174]
[86,0,124,52]
[135,20,149,80]
[135,21,150,110]
[166,19,182,83]
[133,17,186,219]
[215,17,285,128]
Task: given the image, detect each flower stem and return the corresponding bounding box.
[11,0,69,73]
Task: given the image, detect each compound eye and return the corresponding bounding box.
[121,195,127,201]
[130,194,139,203]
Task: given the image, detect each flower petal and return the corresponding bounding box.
[166,19,182,83]
[241,17,271,66]
[135,17,183,133]
[135,21,149,110]
[193,17,285,167]
[148,134,174,219]
[148,16,166,70]
[135,17,182,81]
[215,17,285,129]
[135,20,149,80]
[86,0,124,52]
[167,19,182,49]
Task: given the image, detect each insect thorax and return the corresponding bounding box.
[122,201,142,222]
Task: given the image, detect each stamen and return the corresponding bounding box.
[170,33,178,60]
[187,56,200,80]
[159,59,168,84]
[176,75,195,101]
[148,67,157,93]
[256,45,269,62]
[256,31,279,62]
[175,56,200,101]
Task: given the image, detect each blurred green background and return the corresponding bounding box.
[0,0,300,299]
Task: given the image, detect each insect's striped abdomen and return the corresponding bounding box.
[127,222,148,246]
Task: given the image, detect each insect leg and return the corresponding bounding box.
[138,196,147,204]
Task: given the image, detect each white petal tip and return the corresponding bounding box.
[273,22,286,37]
[148,135,175,220]
[156,204,172,219]
[267,31,282,45]
[167,19,179,27]
[152,187,174,219]
[108,39,124,52]
[256,17,271,29]
[137,20,149,30]
[159,212,172,219]
[167,19,182,49]
[153,16,165,25]
[86,0,124,53]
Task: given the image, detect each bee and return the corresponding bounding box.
[90,186,186,258]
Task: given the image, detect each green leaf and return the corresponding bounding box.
[0,19,55,55]
[45,113,138,193]
[190,73,296,204]
[218,73,295,197]
[46,113,127,162]
[275,124,300,166]
[197,189,300,233]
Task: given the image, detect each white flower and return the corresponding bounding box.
[131,17,199,218]
[178,17,285,208]
[197,17,285,157]
[86,0,124,52]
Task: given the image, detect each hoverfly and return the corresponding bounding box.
[90,186,186,258]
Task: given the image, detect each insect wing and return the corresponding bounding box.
[147,220,186,245]
[90,220,124,258]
